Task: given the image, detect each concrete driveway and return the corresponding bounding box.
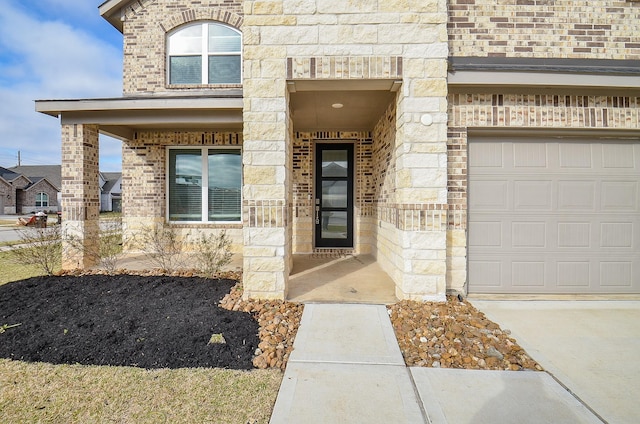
[471,300,640,424]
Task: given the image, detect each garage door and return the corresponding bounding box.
[468,138,640,294]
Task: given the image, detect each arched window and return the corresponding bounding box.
[168,22,241,85]
[36,192,48,207]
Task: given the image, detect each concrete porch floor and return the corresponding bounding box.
[287,254,398,304]
[114,252,398,304]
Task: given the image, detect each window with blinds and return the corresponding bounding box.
[168,148,241,222]
[168,22,241,85]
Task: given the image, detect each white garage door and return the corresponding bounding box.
[468,138,640,294]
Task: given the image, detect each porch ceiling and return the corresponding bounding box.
[288,80,399,132]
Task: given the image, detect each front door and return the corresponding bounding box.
[315,143,354,248]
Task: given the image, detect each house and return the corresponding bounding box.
[0,166,60,214]
[4,166,121,214]
[100,172,122,212]
[36,0,640,299]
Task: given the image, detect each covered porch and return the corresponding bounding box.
[116,251,398,304]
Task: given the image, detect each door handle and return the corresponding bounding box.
[315,200,320,224]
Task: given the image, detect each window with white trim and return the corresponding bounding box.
[168,22,242,85]
[168,148,242,222]
[36,192,48,207]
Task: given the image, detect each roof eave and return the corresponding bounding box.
[34,96,244,141]
[35,95,244,115]
[448,57,640,92]
[98,0,131,33]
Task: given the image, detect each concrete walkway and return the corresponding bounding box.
[270,303,602,424]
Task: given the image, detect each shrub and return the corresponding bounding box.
[195,230,233,278]
[136,225,186,273]
[9,225,62,276]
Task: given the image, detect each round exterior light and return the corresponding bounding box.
[332,103,344,109]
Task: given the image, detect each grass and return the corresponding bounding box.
[0,360,282,423]
[0,251,54,285]
[100,211,122,219]
[0,253,283,423]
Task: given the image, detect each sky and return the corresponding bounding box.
[0,0,123,171]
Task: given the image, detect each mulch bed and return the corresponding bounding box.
[1,273,540,373]
[0,275,259,370]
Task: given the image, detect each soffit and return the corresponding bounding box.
[99,0,133,32]
[287,80,399,132]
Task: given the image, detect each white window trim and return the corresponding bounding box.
[166,146,243,224]
[36,192,49,207]
[167,22,242,86]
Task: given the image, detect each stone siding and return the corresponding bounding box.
[243,0,450,300]
[120,0,243,94]
[449,0,640,59]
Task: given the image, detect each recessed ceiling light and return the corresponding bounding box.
[331,103,344,109]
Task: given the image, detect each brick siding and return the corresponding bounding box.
[121,0,243,94]
[448,0,640,59]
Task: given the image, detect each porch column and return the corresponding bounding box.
[393,58,449,301]
[242,11,291,300]
[61,124,100,269]
[241,120,292,300]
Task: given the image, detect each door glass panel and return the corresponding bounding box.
[322,180,347,208]
[316,144,353,248]
[322,150,348,177]
[321,211,347,239]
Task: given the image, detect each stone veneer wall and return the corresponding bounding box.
[120,0,244,94]
[243,0,450,300]
[448,0,640,59]
[448,92,640,293]
[121,131,244,251]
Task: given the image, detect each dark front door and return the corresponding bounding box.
[315,143,354,248]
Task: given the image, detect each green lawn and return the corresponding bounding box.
[0,251,53,285]
[0,360,281,424]
[0,252,282,423]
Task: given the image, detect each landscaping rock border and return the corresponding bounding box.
[388,298,542,371]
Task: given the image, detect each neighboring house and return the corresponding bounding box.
[36,0,640,299]
[100,172,122,212]
[10,165,63,211]
[1,166,60,214]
